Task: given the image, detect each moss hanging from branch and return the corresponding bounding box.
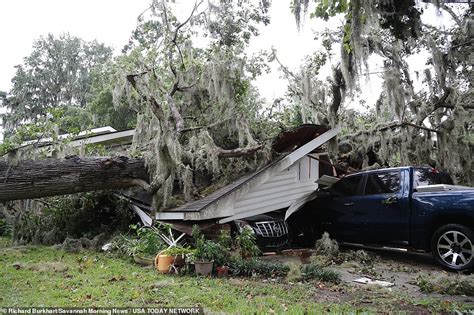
[120,0,273,215]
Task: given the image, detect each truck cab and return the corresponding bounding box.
[291,167,474,271]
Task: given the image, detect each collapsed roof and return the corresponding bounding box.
[126,124,341,223]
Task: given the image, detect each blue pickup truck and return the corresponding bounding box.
[291,166,474,271]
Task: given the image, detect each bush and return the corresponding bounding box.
[162,246,194,256]
[111,225,167,258]
[415,275,474,296]
[190,225,283,277]
[0,218,11,237]
[301,263,341,284]
[286,263,302,282]
[10,192,135,245]
[314,232,340,258]
[235,227,261,258]
[191,225,230,266]
[228,257,290,277]
[312,233,378,271]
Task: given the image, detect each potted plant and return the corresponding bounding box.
[235,226,261,259]
[191,226,217,275]
[155,250,175,273]
[116,225,166,266]
[193,241,214,275]
[156,246,194,273]
[164,246,194,266]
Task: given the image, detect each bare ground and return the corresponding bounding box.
[262,247,474,312]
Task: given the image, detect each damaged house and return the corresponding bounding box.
[11,124,340,248]
[124,124,341,247]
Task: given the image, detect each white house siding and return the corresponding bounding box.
[219,155,319,223]
[156,126,340,222]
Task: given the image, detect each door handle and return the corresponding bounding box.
[344,202,354,206]
[382,196,398,205]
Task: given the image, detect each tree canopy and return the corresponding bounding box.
[2,0,473,216]
[286,0,473,184]
[3,33,113,133]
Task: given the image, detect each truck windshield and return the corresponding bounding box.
[414,168,454,187]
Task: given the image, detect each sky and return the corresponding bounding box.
[0,0,149,92]
[0,0,319,97]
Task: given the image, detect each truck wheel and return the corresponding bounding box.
[431,224,473,271]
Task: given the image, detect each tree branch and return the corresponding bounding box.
[441,4,463,28]
[130,179,152,192]
[126,72,167,123]
[378,122,439,134]
[432,87,453,111]
[217,144,263,158]
[273,49,298,81]
[167,94,185,132]
[179,119,231,134]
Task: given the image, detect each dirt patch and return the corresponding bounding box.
[1,245,35,254]
[12,261,69,272]
[262,246,474,310]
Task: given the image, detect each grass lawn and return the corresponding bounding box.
[0,237,470,313]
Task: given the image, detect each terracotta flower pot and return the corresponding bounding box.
[194,260,214,276]
[155,254,175,273]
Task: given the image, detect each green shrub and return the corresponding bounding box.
[132,225,167,257]
[191,225,230,265]
[217,229,232,249]
[190,225,274,276]
[285,262,341,284]
[11,192,135,245]
[229,257,290,277]
[162,246,195,256]
[415,275,474,296]
[235,227,261,258]
[315,232,339,257]
[312,232,377,270]
[0,218,11,237]
[301,263,341,284]
[286,263,302,282]
[111,225,167,258]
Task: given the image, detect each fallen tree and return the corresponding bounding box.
[0,156,148,202]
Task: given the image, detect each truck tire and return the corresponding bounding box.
[431,224,474,271]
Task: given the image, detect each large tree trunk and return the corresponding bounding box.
[0,156,148,202]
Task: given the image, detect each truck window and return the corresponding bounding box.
[331,175,363,196]
[414,168,454,187]
[364,171,400,195]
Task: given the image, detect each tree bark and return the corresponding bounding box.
[0,156,148,202]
